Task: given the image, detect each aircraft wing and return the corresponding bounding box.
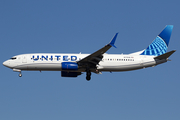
[77,33,118,68]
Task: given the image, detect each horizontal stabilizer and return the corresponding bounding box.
[154,50,176,60]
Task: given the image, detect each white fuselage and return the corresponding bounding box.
[3,53,167,72]
[2,26,174,80]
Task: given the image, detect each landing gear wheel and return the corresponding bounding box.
[86,70,91,81]
[19,73,22,77]
[86,76,91,81]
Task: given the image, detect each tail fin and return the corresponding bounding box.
[140,25,173,56]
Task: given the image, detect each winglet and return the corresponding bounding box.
[108,33,118,48]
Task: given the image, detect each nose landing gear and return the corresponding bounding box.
[19,72,22,77]
[13,69,22,77]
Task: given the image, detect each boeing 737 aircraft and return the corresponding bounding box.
[3,25,175,81]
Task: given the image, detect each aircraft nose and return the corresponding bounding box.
[3,60,9,67]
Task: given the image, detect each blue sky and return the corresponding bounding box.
[0,0,180,120]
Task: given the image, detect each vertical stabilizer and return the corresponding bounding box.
[141,25,173,56]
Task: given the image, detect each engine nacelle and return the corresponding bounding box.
[61,62,78,70]
[61,71,81,77]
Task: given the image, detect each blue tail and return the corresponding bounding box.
[141,25,173,56]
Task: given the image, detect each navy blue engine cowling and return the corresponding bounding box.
[61,62,78,70]
[61,71,81,77]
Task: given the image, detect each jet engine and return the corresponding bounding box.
[61,62,78,70]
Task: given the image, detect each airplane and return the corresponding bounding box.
[3,25,176,81]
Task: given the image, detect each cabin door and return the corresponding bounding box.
[22,56,27,63]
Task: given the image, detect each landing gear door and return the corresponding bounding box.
[22,56,27,63]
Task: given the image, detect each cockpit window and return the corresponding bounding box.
[10,57,17,60]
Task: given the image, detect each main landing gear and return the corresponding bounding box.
[86,69,91,81]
